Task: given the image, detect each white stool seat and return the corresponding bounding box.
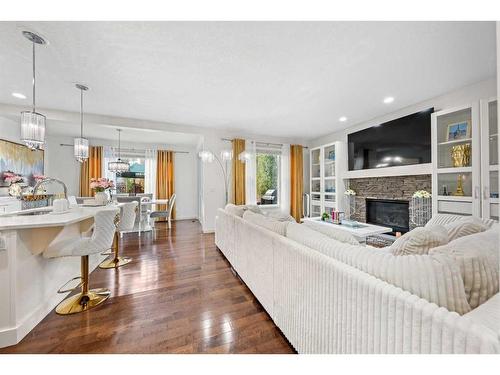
[41,208,119,315]
[44,208,119,259]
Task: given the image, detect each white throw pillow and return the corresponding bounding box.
[266,211,296,222]
[463,293,500,337]
[430,228,499,309]
[287,222,470,315]
[244,205,264,214]
[303,220,359,245]
[425,213,464,227]
[243,210,288,236]
[225,203,245,217]
[390,225,448,256]
[444,216,488,241]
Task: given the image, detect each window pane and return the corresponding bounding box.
[256,152,280,205]
[116,157,145,195]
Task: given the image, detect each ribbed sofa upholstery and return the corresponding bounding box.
[215,208,500,354]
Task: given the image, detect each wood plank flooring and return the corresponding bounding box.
[0,220,295,354]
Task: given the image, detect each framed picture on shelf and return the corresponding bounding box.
[446,121,470,141]
[328,150,335,161]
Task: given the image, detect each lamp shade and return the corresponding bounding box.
[220,150,233,161]
[74,137,89,163]
[108,159,130,173]
[198,150,215,163]
[20,111,46,150]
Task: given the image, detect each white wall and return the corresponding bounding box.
[309,78,497,148]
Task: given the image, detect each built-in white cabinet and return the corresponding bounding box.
[480,98,499,220]
[309,141,345,218]
[432,100,498,219]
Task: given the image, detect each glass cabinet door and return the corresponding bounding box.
[432,104,480,217]
[481,99,499,220]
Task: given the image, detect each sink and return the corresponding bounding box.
[16,210,52,216]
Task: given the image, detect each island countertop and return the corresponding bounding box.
[0,205,120,231]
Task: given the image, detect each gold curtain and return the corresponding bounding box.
[290,144,304,222]
[79,146,103,197]
[231,139,246,205]
[156,150,175,221]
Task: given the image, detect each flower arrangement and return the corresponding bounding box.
[33,174,46,183]
[90,178,115,192]
[412,190,431,198]
[3,171,23,184]
[344,189,356,196]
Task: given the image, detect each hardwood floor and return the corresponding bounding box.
[0,220,295,354]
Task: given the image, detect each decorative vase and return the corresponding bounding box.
[95,191,108,205]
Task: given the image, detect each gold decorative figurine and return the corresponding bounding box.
[451,143,471,167]
[454,174,465,196]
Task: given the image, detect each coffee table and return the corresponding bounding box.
[301,217,393,244]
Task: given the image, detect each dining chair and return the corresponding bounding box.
[149,194,177,234]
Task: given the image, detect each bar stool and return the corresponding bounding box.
[99,201,138,269]
[43,208,120,315]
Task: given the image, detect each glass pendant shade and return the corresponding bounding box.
[74,137,89,163]
[20,111,46,150]
[108,159,130,173]
[108,129,129,173]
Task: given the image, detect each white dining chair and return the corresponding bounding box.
[149,194,177,234]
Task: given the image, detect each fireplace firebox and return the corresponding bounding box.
[366,198,409,234]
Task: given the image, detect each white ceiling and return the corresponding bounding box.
[0,21,496,140]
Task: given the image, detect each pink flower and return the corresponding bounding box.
[90,177,114,192]
[3,171,23,184]
[33,174,46,182]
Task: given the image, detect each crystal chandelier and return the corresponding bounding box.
[74,84,89,163]
[20,31,47,150]
[108,129,129,173]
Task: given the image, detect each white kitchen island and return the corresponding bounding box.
[0,205,118,348]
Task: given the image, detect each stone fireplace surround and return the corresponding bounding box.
[347,174,432,225]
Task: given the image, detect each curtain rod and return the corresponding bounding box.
[59,144,189,154]
[221,138,308,149]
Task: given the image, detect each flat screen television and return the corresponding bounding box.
[348,108,433,171]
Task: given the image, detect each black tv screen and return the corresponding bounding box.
[348,108,433,171]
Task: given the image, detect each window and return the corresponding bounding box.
[115,157,145,194]
[256,149,281,206]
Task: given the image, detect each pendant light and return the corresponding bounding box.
[108,129,129,173]
[74,84,89,163]
[20,31,47,150]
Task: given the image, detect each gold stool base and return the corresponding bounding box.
[55,288,110,315]
[99,256,132,269]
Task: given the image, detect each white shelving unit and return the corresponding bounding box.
[432,99,499,220]
[309,141,346,218]
[480,98,499,220]
[432,103,481,217]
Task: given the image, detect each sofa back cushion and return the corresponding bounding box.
[243,210,288,236]
[390,225,448,256]
[225,203,245,217]
[444,216,488,242]
[287,222,470,315]
[303,220,359,245]
[430,228,499,309]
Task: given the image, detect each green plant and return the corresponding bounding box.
[321,212,330,221]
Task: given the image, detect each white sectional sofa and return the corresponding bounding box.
[215,207,500,354]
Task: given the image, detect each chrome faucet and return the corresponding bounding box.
[33,178,68,201]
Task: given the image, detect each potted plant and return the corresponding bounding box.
[321,212,330,222]
[90,178,115,205]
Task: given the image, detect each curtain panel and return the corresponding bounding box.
[156,150,175,220]
[290,144,304,222]
[79,146,103,197]
[231,138,246,205]
[144,149,157,198]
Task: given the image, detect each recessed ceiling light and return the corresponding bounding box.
[12,92,26,99]
[383,96,394,104]
[339,116,347,122]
